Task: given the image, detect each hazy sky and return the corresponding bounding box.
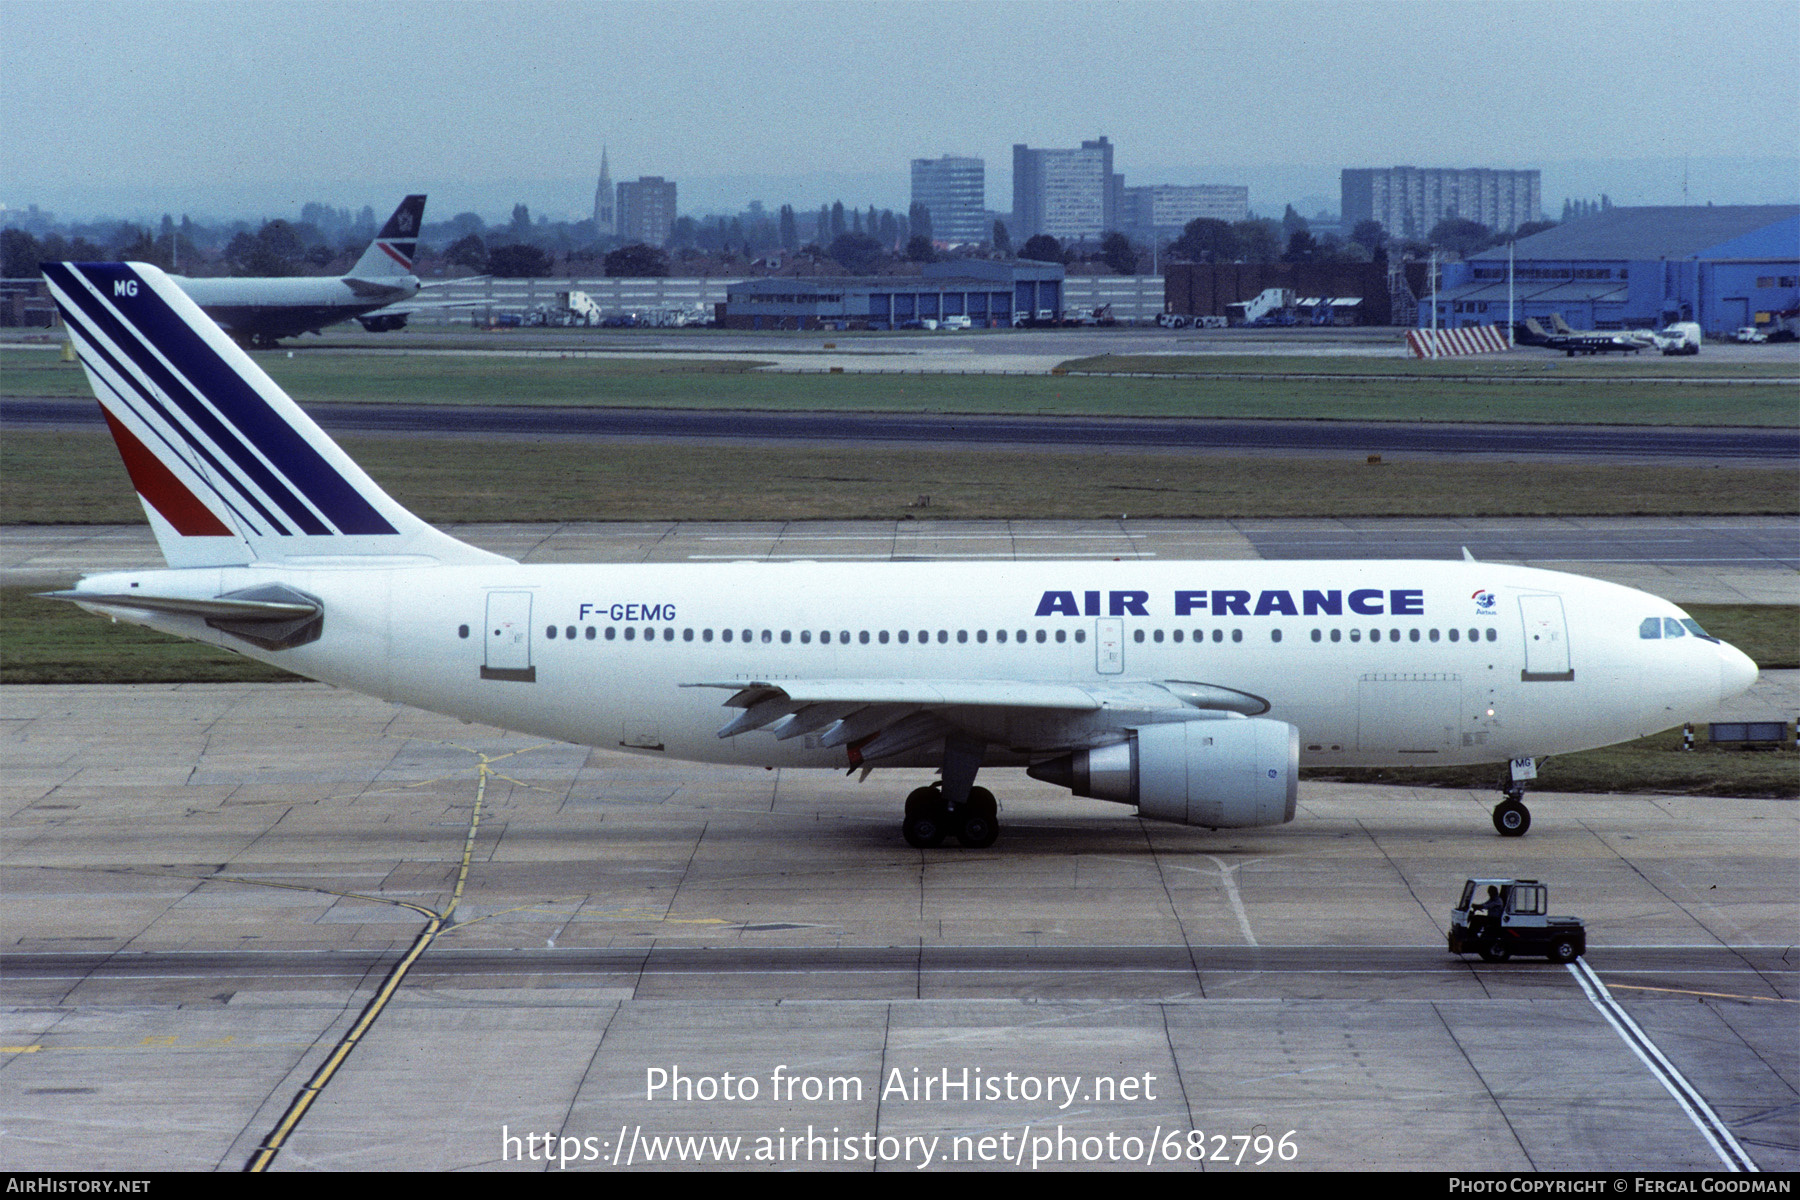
[4,0,1797,220]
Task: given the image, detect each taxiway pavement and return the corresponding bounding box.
[2,682,1795,1172]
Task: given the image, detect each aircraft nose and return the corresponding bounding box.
[1719,641,1759,701]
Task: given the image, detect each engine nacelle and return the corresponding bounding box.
[1028,718,1298,829]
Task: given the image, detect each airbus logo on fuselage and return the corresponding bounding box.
[1034,589,1427,617]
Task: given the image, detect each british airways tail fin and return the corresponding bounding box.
[42,261,509,570]
[347,194,426,280]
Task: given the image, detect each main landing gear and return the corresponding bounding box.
[1492,784,1531,837]
[901,732,999,849]
[903,784,998,849]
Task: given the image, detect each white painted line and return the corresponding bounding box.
[1205,855,1261,948]
[683,552,1158,561]
[696,534,1156,543]
[1568,959,1758,1172]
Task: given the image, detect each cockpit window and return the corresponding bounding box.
[1663,618,1687,638]
[1680,618,1717,642]
[1639,618,1661,639]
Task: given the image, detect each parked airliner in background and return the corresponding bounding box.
[39,263,1759,845]
[170,195,428,347]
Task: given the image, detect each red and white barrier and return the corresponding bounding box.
[1406,325,1511,359]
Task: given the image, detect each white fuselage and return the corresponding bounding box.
[73,558,1754,773]
[170,274,420,340]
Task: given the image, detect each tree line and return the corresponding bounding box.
[3,198,1562,283]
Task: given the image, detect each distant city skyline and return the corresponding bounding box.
[3,1,1796,225]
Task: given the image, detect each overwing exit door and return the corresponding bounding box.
[1095,618,1124,674]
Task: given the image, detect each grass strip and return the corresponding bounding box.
[1305,727,1796,799]
[1,587,300,683]
[7,348,1795,424]
[1057,352,1800,380]
[4,431,1793,526]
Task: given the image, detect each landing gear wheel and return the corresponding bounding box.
[956,786,999,849]
[903,786,947,848]
[1479,940,1510,963]
[1493,800,1531,837]
[1548,937,1579,963]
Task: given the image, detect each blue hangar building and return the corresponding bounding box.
[1428,205,1799,334]
[721,259,1064,330]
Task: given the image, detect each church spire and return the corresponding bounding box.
[594,147,614,234]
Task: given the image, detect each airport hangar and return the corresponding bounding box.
[1427,204,1800,334]
[719,258,1064,330]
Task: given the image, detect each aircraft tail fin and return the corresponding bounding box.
[348,194,426,280]
[1549,313,1575,335]
[41,261,509,570]
[1517,317,1550,342]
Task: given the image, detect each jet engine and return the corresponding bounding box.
[1028,717,1298,829]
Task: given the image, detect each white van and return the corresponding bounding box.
[1655,322,1702,356]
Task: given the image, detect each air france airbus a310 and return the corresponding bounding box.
[39,262,1759,846]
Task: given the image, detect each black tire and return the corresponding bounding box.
[1479,940,1510,963]
[955,785,1000,847]
[905,786,940,820]
[957,810,998,849]
[903,812,946,848]
[1548,937,1579,963]
[1493,801,1531,837]
[903,786,946,848]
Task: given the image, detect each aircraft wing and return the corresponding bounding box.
[360,297,489,316]
[685,677,1269,763]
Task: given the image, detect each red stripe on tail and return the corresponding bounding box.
[100,407,234,536]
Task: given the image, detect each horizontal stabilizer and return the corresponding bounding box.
[37,589,318,622]
[41,582,326,651]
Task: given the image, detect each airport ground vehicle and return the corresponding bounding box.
[1655,322,1702,355]
[1448,879,1586,962]
[1732,326,1768,344]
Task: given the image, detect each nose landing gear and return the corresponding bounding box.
[1493,785,1531,837]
